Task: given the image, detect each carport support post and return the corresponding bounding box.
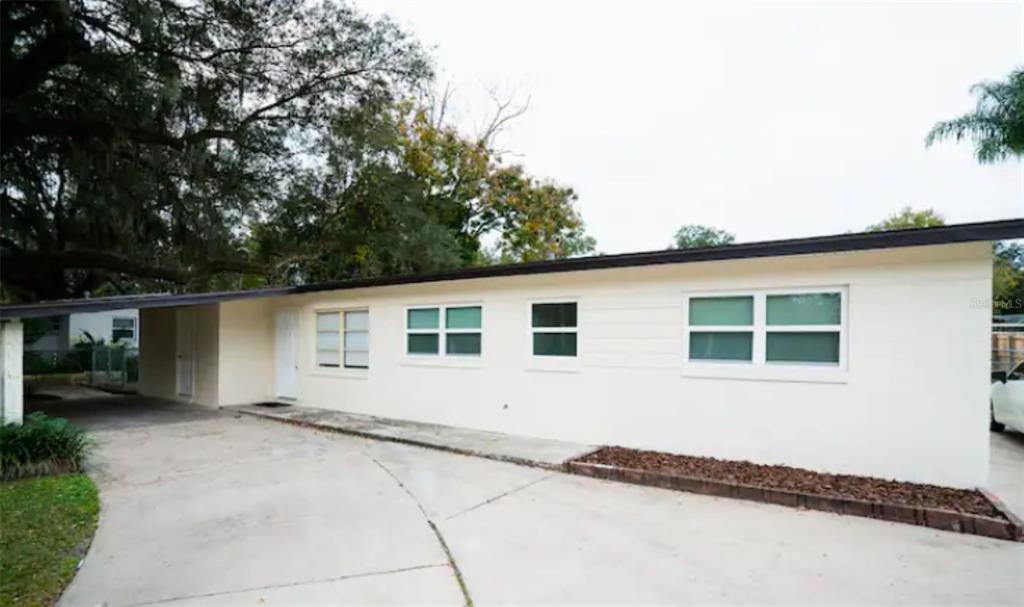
[1,319,24,425]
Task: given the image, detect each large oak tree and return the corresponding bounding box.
[1,0,594,302]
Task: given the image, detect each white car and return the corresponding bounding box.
[991,361,1024,433]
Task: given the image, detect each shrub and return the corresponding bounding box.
[0,413,91,481]
[23,350,90,375]
[126,352,139,382]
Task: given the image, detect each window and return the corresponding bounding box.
[407,305,482,356]
[765,293,840,364]
[688,296,753,362]
[531,302,577,357]
[343,310,369,369]
[317,310,370,369]
[316,312,341,367]
[111,317,135,342]
[445,306,482,355]
[684,289,845,368]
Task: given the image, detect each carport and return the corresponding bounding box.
[0,288,289,424]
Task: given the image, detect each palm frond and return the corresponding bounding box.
[926,68,1024,164]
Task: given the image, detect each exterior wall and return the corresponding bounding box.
[138,305,219,407]
[193,304,220,406]
[68,309,140,347]
[215,242,991,487]
[217,298,275,406]
[138,308,176,400]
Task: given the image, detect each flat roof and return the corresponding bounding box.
[3,218,1021,320]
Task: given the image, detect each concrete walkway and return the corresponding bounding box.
[227,404,597,469]
[37,397,1024,605]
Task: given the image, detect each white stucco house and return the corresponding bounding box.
[2,220,1022,489]
[24,309,140,352]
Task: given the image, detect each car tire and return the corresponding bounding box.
[990,402,1005,433]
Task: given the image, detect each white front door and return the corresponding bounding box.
[175,308,196,398]
[275,309,299,400]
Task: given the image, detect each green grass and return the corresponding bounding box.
[0,474,99,607]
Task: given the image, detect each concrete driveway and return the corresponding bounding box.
[44,398,1024,605]
[989,430,1024,517]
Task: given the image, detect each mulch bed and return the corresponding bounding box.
[575,446,1004,519]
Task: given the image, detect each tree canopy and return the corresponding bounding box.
[993,242,1024,315]
[670,225,735,249]
[251,102,595,283]
[865,207,945,232]
[0,0,594,302]
[926,68,1024,163]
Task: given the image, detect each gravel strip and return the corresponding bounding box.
[576,446,1003,519]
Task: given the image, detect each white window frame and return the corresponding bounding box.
[111,316,136,342]
[683,293,755,365]
[314,310,342,369]
[343,309,370,369]
[527,298,581,372]
[404,303,483,362]
[312,306,370,379]
[681,286,848,383]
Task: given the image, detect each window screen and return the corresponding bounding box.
[343,310,369,368]
[316,312,341,367]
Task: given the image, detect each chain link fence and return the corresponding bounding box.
[24,345,139,390]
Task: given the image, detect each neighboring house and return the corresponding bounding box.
[2,220,1023,489]
[24,310,140,351]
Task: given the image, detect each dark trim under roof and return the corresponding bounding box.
[3,218,1022,319]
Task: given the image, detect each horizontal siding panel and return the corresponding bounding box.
[583,297,681,311]
[583,337,681,355]
[584,323,679,339]
[584,352,680,370]
[582,309,681,325]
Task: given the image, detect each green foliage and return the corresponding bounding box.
[865,207,946,231]
[24,347,137,382]
[23,350,89,375]
[0,414,91,481]
[1,1,596,301]
[994,242,1024,315]
[252,102,595,282]
[21,318,57,346]
[671,225,736,249]
[926,68,1024,163]
[0,474,99,607]
[2,0,430,299]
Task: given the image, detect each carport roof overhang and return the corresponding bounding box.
[3,218,1022,320]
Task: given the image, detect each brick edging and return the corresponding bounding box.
[565,461,1023,542]
[978,488,1024,532]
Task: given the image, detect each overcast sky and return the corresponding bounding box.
[368,1,1023,254]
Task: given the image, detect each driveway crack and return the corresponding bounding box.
[125,564,446,606]
[365,452,474,607]
[445,474,554,521]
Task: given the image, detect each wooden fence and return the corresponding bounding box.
[992,330,1024,372]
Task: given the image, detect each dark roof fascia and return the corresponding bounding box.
[3,218,1022,320]
[290,218,1024,295]
[0,287,292,320]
